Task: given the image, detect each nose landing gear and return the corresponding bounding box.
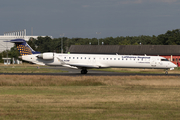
[165,69,168,75]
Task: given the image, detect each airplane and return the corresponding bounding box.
[8,39,177,74]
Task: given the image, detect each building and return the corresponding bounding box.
[0,29,46,52]
[68,45,180,67]
[2,58,11,65]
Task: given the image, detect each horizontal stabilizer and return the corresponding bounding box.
[9,39,26,43]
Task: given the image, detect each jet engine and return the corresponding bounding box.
[38,52,54,60]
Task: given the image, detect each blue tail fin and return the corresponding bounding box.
[10,39,40,56]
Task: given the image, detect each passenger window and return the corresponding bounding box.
[85,57,86,59]
[77,57,78,59]
[103,58,105,60]
[73,57,75,59]
[114,58,116,60]
[107,58,108,60]
[81,57,82,59]
[64,57,66,59]
[118,58,120,60]
[69,57,71,59]
[110,58,112,60]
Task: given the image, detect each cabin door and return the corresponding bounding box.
[151,58,156,68]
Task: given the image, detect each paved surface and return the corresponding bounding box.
[0,72,180,76]
[0,66,180,76]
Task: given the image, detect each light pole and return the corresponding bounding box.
[60,33,65,53]
[96,32,101,45]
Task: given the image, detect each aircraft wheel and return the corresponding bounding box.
[165,70,168,75]
[81,69,88,74]
[85,70,88,74]
[81,70,84,74]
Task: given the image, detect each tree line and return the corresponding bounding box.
[0,29,180,62]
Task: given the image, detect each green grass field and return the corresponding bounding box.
[0,63,67,73]
[0,75,180,120]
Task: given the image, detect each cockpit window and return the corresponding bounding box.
[161,59,169,61]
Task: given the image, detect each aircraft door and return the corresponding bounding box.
[151,58,156,68]
[166,62,170,68]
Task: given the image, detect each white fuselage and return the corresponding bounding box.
[22,53,177,69]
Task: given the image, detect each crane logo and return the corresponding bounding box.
[17,44,32,55]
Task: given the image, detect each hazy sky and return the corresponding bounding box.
[0,0,180,38]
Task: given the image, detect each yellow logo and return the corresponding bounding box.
[17,44,32,55]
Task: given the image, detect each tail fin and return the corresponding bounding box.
[10,39,40,56]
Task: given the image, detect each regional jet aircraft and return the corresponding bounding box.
[9,39,177,74]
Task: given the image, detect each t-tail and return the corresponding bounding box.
[10,39,40,56]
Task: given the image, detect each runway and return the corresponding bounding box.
[0,72,180,76]
[0,67,180,76]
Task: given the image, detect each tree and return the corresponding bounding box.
[27,38,38,51]
[119,39,131,45]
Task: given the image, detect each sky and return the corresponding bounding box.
[0,0,180,38]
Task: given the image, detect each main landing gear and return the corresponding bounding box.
[81,68,88,74]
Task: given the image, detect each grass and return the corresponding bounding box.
[0,63,67,73]
[94,67,180,74]
[0,75,180,119]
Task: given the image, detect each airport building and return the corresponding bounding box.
[0,29,42,52]
[68,45,180,67]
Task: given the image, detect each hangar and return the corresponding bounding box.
[0,29,52,52]
[68,45,180,67]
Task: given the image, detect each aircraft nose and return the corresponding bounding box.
[172,63,177,68]
[175,64,177,67]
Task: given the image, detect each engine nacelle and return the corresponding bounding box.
[38,52,54,60]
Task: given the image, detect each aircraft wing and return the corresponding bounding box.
[67,63,100,68]
[56,57,99,68]
[32,61,45,66]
